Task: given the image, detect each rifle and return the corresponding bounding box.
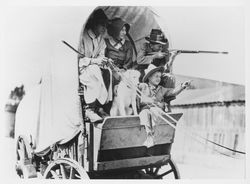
[148,49,228,55]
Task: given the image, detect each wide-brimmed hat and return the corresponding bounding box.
[145,29,168,45]
[142,64,164,82]
[107,17,130,38]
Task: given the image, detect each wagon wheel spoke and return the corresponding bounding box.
[17,140,25,161]
[60,164,67,179]
[154,167,160,175]
[145,168,150,173]
[75,174,81,179]
[145,166,160,175]
[69,167,73,179]
[149,167,154,173]
[155,168,174,179]
[50,170,60,179]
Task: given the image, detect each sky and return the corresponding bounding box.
[156,6,244,84]
[0,3,246,100]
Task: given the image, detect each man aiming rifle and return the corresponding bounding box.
[137,29,178,89]
[137,29,228,87]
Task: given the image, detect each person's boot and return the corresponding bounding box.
[97,107,109,118]
[85,102,102,123]
[143,134,154,148]
[85,108,102,123]
[143,132,154,148]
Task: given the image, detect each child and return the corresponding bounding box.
[138,64,191,147]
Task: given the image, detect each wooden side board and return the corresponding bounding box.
[96,154,170,171]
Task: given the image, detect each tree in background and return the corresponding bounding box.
[5,85,25,112]
[5,85,25,138]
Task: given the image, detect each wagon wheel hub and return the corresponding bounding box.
[142,159,180,179]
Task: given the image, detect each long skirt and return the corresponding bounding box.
[79,65,112,105]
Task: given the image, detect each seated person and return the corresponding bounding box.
[105,18,134,85]
[78,9,113,122]
[138,64,190,147]
[137,29,179,88]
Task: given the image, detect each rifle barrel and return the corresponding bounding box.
[198,50,229,54]
[62,40,84,57]
[147,50,228,55]
[170,50,228,54]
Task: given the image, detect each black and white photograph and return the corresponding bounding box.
[0,0,248,183]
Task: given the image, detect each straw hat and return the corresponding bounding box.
[142,64,164,82]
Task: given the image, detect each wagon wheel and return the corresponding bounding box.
[142,158,180,179]
[15,135,37,178]
[43,158,89,179]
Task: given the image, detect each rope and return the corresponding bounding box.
[109,61,246,155]
[184,130,244,159]
[62,40,245,156]
[194,133,245,155]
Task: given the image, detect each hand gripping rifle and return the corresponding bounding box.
[148,49,228,73]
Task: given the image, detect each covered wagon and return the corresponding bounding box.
[14,6,183,179]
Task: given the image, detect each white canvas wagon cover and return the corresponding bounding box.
[15,6,166,153]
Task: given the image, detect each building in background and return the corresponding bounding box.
[171,75,245,160]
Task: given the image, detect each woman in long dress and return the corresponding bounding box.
[105,18,134,85]
[78,9,113,122]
